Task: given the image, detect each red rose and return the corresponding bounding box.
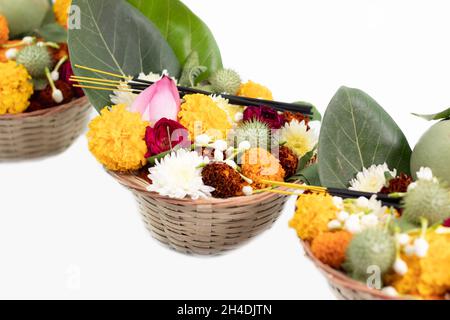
[145,118,190,157]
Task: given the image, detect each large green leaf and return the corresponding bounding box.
[68,0,181,111]
[413,107,450,121]
[318,86,412,188]
[128,0,223,80]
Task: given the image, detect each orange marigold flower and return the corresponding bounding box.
[0,15,9,45]
[241,148,285,189]
[237,81,273,100]
[311,231,353,269]
[53,0,71,27]
[289,193,339,242]
[385,231,450,298]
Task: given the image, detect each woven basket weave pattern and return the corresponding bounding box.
[302,241,403,300]
[0,97,90,161]
[112,172,290,255]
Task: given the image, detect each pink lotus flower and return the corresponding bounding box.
[131,75,180,125]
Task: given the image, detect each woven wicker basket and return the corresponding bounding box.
[0,97,91,161]
[111,171,292,255]
[301,241,405,300]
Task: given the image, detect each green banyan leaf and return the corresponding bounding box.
[128,0,223,80]
[412,107,450,121]
[289,163,321,186]
[68,0,181,111]
[293,101,322,121]
[34,23,67,43]
[318,86,412,188]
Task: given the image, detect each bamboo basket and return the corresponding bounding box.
[301,241,405,300]
[111,171,292,255]
[0,96,91,161]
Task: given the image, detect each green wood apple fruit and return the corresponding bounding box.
[411,119,450,184]
[0,0,49,38]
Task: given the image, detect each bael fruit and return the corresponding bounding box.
[0,0,49,38]
[411,120,450,184]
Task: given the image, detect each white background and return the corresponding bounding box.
[1,0,450,299]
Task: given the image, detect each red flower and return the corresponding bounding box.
[145,118,190,157]
[444,218,450,228]
[243,106,284,129]
[60,61,85,98]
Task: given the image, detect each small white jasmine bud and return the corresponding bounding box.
[238,141,251,151]
[393,258,408,276]
[194,134,211,146]
[242,186,253,196]
[414,238,429,258]
[381,286,399,297]
[360,214,379,228]
[332,196,344,209]
[337,211,349,222]
[356,196,369,208]
[344,215,362,234]
[396,233,410,246]
[224,159,237,169]
[404,244,416,257]
[226,147,235,158]
[234,112,244,122]
[327,219,342,231]
[213,140,228,152]
[51,71,59,81]
[214,150,224,162]
[5,48,18,60]
[52,89,64,103]
[22,36,35,45]
[407,182,417,192]
[416,167,434,181]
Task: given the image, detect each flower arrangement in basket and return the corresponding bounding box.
[0,0,90,160]
[68,0,320,255]
[288,86,450,300]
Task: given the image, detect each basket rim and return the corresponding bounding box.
[0,96,89,120]
[301,240,405,300]
[109,170,293,206]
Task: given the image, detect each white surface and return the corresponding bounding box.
[1,0,450,300]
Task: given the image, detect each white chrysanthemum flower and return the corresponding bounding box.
[349,163,397,193]
[280,120,318,158]
[110,71,177,108]
[147,149,214,200]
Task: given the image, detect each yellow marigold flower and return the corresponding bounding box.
[241,148,285,189]
[53,0,71,27]
[178,94,232,139]
[311,231,353,269]
[0,61,33,115]
[237,81,273,100]
[87,105,149,172]
[289,193,339,242]
[0,15,9,45]
[385,232,450,298]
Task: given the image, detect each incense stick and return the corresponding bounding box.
[73,65,313,115]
